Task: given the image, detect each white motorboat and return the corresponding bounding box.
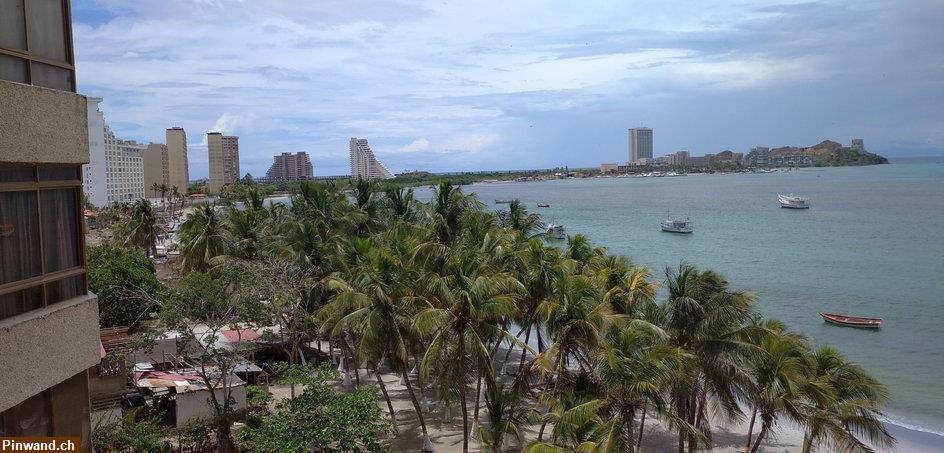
[546,223,566,240]
[661,218,693,234]
[778,194,810,209]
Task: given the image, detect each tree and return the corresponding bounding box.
[799,346,893,453]
[415,246,523,453]
[592,320,693,451]
[663,263,756,453]
[117,199,162,257]
[87,243,162,328]
[319,242,434,448]
[157,271,267,453]
[476,375,537,452]
[236,364,391,452]
[92,408,170,452]
[500,199,544,238]
[179,204,229,272]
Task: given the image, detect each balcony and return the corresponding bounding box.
[0,79,89,165]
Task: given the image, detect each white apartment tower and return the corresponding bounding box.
[629,127,653,163]
[207,132,239,194]
[82,98,145,207]
[266,152,314,180]
[349,138,394,180]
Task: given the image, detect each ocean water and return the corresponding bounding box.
[438,161,944,433]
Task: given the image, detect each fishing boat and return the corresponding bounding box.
[778,194,810,209]
[819,312,882,328]
[661,218,693,234]
[546,224,566,240]
[537,203,550,208]
[494,199,512,204]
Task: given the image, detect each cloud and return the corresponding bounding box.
[399,138,431,153]
[72,0,944,177]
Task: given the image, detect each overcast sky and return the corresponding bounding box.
[72,0,944,177]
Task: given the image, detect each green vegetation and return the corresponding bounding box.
[101,178,893,452]
[236,365,392,452]
[87,243,163,327]
[91,409,171,452]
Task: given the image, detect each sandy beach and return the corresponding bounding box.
[267,346,944,452]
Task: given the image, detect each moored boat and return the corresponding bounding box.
[495,199,512,204]
[537,203,550,208]
[661,218,693,234]
[546,223,565,240]
[779,194,810,209]
[820,312,882,328]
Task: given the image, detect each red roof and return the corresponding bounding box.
[221,328,260,342]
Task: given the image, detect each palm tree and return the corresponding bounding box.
[476,375,537,452]
[414,247,523,453]
[122,199,162,257]
[593,321,693,451]
[318,238,435,451]
[526,390,608,452]
[663,263,756,453]
[383,186,416,222]
[799,346,893,453]
[150,182,160,199]
[159,183,168,205]
[535,273,602,396]
[426,180,480,245]
[501,200,544,238]
[179,204,229,272]
[743,327,808,453]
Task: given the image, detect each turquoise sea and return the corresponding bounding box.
[422,159,944,435]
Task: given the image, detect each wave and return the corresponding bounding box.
[881,413,944,437]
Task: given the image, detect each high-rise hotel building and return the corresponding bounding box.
[1,0,100,448]
[207,132,239,194]
[629,127,653,163]
[142,143,170,198]
[166,127,189,193]
[82,97,145,207]
[349,138,394,180]
[266,152,314,180]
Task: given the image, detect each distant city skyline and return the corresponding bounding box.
[72,1,944,177]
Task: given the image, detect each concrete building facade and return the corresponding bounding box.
[166,127,189,192]
[349,138,394,180]
[84,110,147,207]
[266,152,314,180]
[851,138,865,151]
[1,1,100,448]
[207,132,239,194]
[629,127,653,163]
[143,143,170,197]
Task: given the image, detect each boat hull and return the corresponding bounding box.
[820,312,882,328]
[661,227,693,234]
[780,203,810,209]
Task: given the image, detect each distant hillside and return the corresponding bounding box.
[771,140,888,166]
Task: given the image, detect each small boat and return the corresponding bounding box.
[779,194,810,209]
[661,218,693,234]
[820,312,882,328]
[537,203,550,208]
[494,199,512,204]
[546,224,566,240]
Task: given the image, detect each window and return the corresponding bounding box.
[0,390,52,436]
[0,0,75,91]
[0,164,85,321]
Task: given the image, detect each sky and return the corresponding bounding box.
[71,0,944,177]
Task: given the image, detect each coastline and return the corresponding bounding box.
[290,346,944,452]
